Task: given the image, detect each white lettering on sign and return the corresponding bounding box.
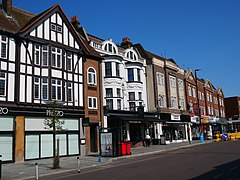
[46,110,64,117]
[171,114,181,121]
[0,107,8,115]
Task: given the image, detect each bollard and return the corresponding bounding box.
[0,155,2,179]
[77,157,80,173]
[35,163,39,180]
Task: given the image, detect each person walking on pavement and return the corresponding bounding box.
[145,134,151,147]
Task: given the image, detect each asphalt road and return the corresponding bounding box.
[43,141,240,180]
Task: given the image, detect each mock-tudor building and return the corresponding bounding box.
[0,1,101,162]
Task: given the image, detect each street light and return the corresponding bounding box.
[194,69,204,142]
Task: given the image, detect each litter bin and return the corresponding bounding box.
[160,135,166,145]
[121,142,127,155]
[126,142,131,155]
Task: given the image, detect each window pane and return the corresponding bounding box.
[128,69,134,81]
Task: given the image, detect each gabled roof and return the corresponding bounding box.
[205,80,215,92]
[0,2,35,33]
[217,87,224,97]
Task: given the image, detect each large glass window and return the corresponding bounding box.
[128,68,134,82]
[0,36,7,59]
[88,68,96,85]
[0,72,6,96]
[52,47,62,68]
[51,79,62,100]
[105,62,112,77]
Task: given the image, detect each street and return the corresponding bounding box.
[38,141,240,180]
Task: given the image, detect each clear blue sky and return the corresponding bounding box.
[13,0,240,97]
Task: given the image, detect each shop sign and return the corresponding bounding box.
[171,114,180,121]
[0,107,8,115]
[46,109,64,117]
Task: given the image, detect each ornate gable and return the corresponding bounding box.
[19,4,88,52]
[185,70,196,85]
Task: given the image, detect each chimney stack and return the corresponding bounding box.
[120,37,133,48]
[71,15,80,31]
[2,0,12,16]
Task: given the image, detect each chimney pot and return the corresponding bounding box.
[2,0,12,16]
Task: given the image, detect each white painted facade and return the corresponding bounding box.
[90,39,148,113]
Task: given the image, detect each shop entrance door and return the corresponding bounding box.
[90,125,98,152]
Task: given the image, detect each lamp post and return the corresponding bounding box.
[194,69,204,142]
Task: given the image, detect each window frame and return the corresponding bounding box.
[105,62,112,77]
[51,79,62,101]
[88,67,96,85]
[34,77,40,99]
[51,47,62,68]
[0,71,6,96]
[0,35,8,59]
[88,96,97,109]
[128,68,134,82]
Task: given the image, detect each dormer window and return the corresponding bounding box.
[126,51,137,60]
[103,43,117,54]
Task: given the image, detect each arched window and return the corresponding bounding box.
[103,43,117,54]
[126,50,137,60]
[88,67,96,85]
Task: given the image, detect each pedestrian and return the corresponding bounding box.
[145,134,151,147]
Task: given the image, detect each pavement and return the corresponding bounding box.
[1,140,212,180]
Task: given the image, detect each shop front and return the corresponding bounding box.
[0,114,14,162]
[161,113,190,143]
[106,110,164,156]
[0,106,84,162]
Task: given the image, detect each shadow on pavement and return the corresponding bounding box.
[191,159,240,180]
